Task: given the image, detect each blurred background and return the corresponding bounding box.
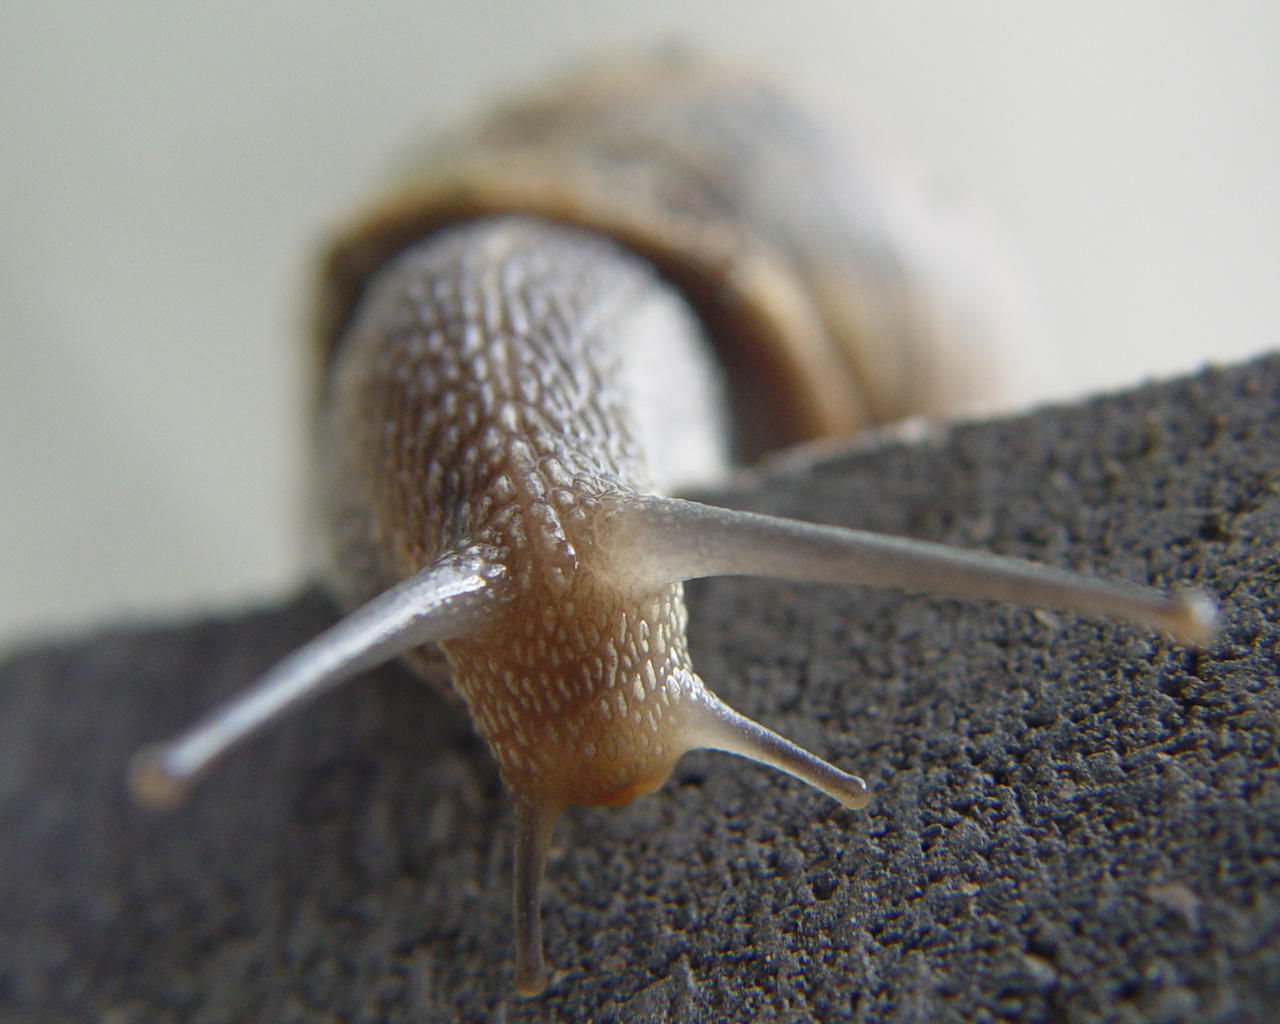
[1,1,1277,647]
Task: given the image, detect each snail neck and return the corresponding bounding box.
[316,214,730,608]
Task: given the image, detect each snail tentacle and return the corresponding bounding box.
[597,495,1218,647]
[129,546,504,810]
[679,689,870,810]
[511,799,560,996]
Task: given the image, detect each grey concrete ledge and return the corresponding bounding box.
[2,355,1277,1023]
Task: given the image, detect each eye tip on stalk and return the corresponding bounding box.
[128,743,193,812]
[1167,590,1219,649]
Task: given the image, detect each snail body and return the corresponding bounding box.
[131,55,1215,996]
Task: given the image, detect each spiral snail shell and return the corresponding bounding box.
[130,53,1215,995]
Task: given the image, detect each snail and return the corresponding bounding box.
[128,53,1216,996]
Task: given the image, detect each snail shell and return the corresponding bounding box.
[318,52,1027,461]
[130,53,1214,996]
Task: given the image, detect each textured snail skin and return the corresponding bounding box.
[315,216,875,992]
[320,216,732,809]
[128,58,1216,997]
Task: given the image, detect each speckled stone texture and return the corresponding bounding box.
[2,355,1277,1024]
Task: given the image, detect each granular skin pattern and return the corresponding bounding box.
[317,216,721,808]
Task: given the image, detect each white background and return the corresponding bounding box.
[1,2,1277,647]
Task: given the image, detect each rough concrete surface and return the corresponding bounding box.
[2,356,1278,1023]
